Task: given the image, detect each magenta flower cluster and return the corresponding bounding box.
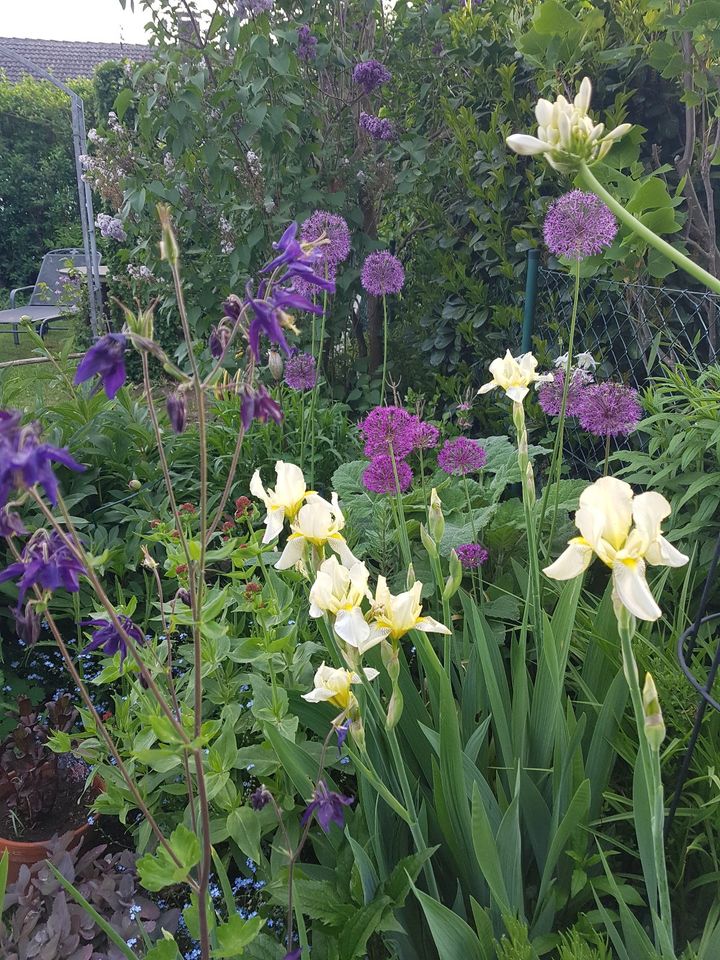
[359,111,397,142]
[537,369,589,417]
[538,367,642,438]
[543,191,618,260]
[284,352,317,391]
[456,543,489,569]
[361,251,405,296]
[359,406,439,495]
[301,211,351,268]
[438,437,486,476]
[352,59,392,94]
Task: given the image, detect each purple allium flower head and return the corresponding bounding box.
[576,381,643,437]
[297,24,318,61]
[291,264,336,305]
[301,211,351,266]
[166,391,187,434]
[362,455,413,494]
[543,190,618,260]
[352,59,392,94]
[359,111,398,141]
[95,213,126,242]
[240,384,283,431]
[438,437,487,475]
[537,369,589,417]
[83,614,145,662]
[74,333,127,399]
[359,406,418,458]
[456,543,489,569]
[301,780,353,833]
[0,530,85,604]
[250,785,273,810]
[361,251,405,296]
[0,410,85,508]
[413,420,439,450]
[0,507,27,538]
[284,352,317,391]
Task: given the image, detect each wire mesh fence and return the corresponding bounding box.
[532,266,720,475]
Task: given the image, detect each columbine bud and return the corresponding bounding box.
[642,672,666,752]
[166,390,187,434]
[14,602,41,646]
[429,488,445,544]
[443,549,463,602]
[128,478,142,491]
[268,349,283,381]
[157,204,179,263]
[209,323,231,360]
[175,587,191,606]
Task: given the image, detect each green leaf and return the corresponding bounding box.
[114,87,134,120]
[137,824,201,891]
[338,895,392,960]
[227,806,262,863]
[410,879,484,959]
[144,938,182,960]
[679,0,720,28]
[471,782,511,915]
[214,915,265,957]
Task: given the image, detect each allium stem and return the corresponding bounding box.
[381,295,389,404]
[578,162,720,295]
[308,285,329,488]
[603,432,611,477]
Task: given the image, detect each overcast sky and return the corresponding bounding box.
[2,0,154,44]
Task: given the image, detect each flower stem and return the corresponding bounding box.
[578,162,720,295]
[603,433,611,477]
[308,284,329,488]
[381,295,389,404]
[390,450,413,567]
[513,402,542,642]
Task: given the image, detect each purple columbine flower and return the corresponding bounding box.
[543,191,618,260]
[223,294,243,322]
[363,455,413,494]
[209,324,232,360]
[438,437,487,476]
[297,24,318,62]
[250,785,273,810]
[301,781,353,833]
[300,211,351,267]
[0,507,27,538]
[290,266,336,306]
[0,410,85,508]
[284,352,317,391]
[413,421,439,450]
[284,951,302,960]
[0,530,85,604]
[537,369,589,417]
[358,406,419,459]
[82,614,145,662]
[246,281,292,359]
[239,385,283,431]
[13,602,41,646]
[361,251,405,296]
[576,381,643,437]
[166,392,187,434]
[352,59,392,94]
[359,111,398,142]
[74,334,127,399]
[456,543,489,569]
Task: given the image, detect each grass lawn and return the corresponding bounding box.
[0,326,70,411]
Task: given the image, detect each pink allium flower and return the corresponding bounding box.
[362,455,413,494]
[543,190,617,260]
[576,381,642,437]
[300,211,351,266]
[438,437,486,475]
[456,543,489,569]
[413,421,439,450]
[284,352,317,391]
[359,406,418,458]
[537,369,589,417]
[361,251,405,296]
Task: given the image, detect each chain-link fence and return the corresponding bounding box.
[531,265,719,475]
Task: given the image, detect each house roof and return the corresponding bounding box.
[0,37,152,83]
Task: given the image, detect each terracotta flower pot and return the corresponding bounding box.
[1,776,103,884]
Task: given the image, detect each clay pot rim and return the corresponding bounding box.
[0,774,104,853]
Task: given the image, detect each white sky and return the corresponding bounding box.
[1,0,153,44]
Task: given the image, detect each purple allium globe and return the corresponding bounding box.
[359,406,418,458]
[413,421,440,450]
[284,352,317,391]
[292,263,336,304]
[576,381,643,437]
[352,59,392,94]
[537,369,589,417]
[438,437,487,475]
[297,24,318,61]
[362,455,413,494]
[359,112,398,142]
[543,190,618,260]
[301,211,351,267]
[361,252,405,296]
[456,543,489,569]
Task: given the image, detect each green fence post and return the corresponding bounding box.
[522,248,539,354]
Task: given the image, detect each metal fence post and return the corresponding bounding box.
[522,248,539,354]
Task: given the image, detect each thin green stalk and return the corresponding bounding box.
[578,162,720,295]
[538,258,581,559]
[381,295,389,404]
[462,474,480,604]
[513,402,542,642]
[603,433,611,477]
[390,451,413,566]
[308,284,329,488]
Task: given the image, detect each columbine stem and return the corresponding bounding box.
[578,162,720,295]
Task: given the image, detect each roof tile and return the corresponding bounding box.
[0,37,151,83]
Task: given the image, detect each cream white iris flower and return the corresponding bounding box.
[506,77,632,174]
[478,350,552,404]
[371,577,451,643]
[308,556,387,654]
[250,461,308,544]
[275,493,357,570]
[302,662,379,712]
[543,477,688,621]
